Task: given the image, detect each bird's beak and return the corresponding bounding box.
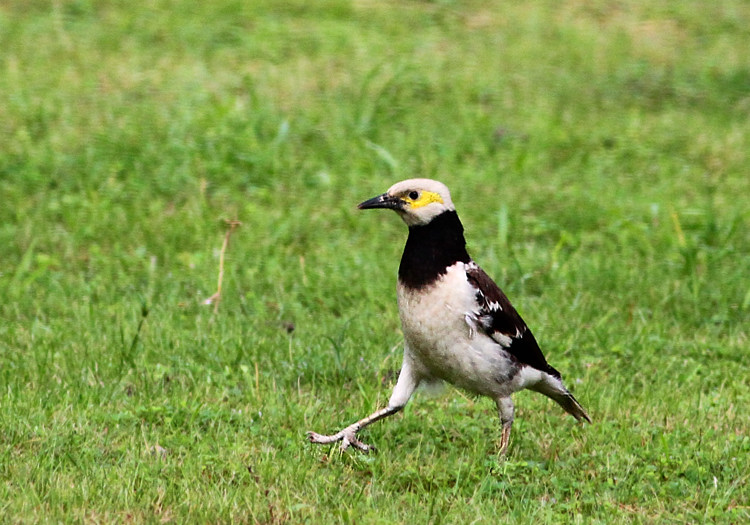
[358,193,404,211]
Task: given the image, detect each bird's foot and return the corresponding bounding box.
[307,424,374,452]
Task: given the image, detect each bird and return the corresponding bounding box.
[307,179,590,454]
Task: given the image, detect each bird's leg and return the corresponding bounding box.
[307,405,402,452]
[308,356,420,452]
[496,396,515,455]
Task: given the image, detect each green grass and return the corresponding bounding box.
[1,0,749,522]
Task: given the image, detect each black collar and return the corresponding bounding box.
[398,211,471,290]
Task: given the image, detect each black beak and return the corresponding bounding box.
[358,193,404,210]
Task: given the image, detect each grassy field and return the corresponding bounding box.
[1,0,749,522]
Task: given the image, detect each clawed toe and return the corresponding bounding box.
[307,428,374,452]
[307,431,331,444]
[343,433,374,452]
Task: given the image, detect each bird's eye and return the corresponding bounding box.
[408,191,419,200]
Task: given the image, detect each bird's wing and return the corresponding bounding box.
[465,262,560,378]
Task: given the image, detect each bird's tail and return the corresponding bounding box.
[531,374,591,423]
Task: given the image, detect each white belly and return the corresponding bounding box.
[397,262,526,398]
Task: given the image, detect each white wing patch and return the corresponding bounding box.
[464,314,478,339]
[463,261,526,347]
[491,331,513,348]
[487,301,502,312]
[463,260,559,377]
[463,310,514,348]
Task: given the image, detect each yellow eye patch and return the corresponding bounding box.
[403,190,444,209]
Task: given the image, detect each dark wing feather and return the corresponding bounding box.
[465,262,560,378]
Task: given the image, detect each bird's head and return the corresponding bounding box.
[358,178,455,226]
